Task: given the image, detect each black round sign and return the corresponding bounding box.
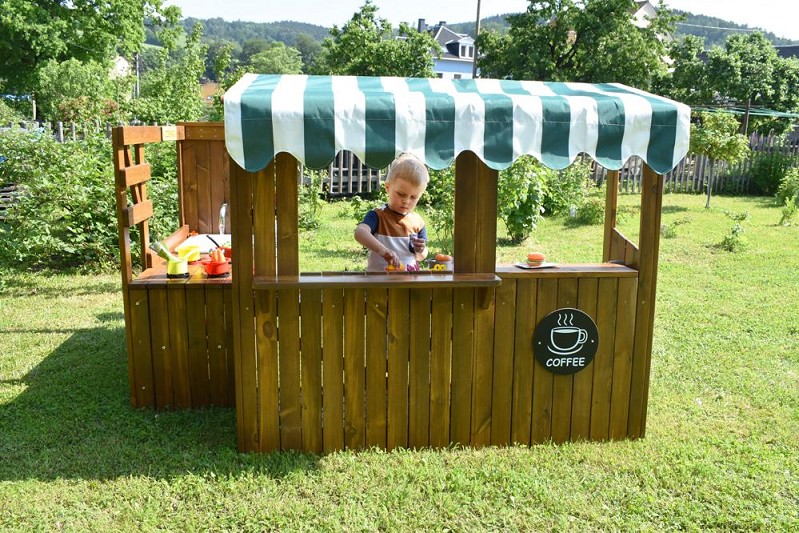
[533,308,598,375]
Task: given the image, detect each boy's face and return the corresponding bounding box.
[385,177,425,215]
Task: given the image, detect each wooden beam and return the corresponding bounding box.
[122,163,151,188]
[603,170,620,263]
[124,199,153,227]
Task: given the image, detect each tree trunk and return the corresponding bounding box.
[705,158,715,208]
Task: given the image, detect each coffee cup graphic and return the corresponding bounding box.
[549,326,588,355]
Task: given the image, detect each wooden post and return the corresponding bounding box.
[602,170,620,263]
[628,164,663,438]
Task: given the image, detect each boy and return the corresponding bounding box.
[354,153,429,272]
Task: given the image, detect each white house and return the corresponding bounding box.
[419,19,476,80]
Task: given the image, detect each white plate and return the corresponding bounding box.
[513,262,557,270]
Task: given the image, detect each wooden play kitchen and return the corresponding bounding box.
[113,75,689,453]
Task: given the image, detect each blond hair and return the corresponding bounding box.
[386,153,429,188]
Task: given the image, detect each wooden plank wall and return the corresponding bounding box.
[179,124,230,233]
[127,282,235,409]
[232,275,638,452]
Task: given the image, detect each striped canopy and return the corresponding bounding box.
[224,74,690,174]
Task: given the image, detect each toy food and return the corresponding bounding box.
[205,247,231,277]
[435,253,453,262]
[526,252,546,267]
[177,244,201,262]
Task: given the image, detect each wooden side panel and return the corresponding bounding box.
[490,280,516,446]
[629,167,664,438]
[322,288,345,452]
[531,279,558,443]
[205,286,229,406]
[429,287,453,448]
[343,288,365,450]
[148,287,173,409]
[387,288,410,450]
[209,141,228,232]
[609,277,638,439]
[301,289,323,453]
[279,288,302,450]
[365,288,388,449]
[570,278,599,440]
[186,288,211,407]
[128,287,154,407]
[590,278,619,440]
[450,288,475,445]
[182,141,199,231]
[550,279,578,443]
[408,289,432,448]
[471,289,495,447]
[195,140,213,233]
[511,279,536,445]
[166,285,191,409]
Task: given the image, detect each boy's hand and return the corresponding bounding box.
[411,236,426,254]
[382,249,400,266]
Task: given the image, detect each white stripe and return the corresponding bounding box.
[615,92,653,164]
[672,101,692,167]
[385,77,426,162]
[511,94,544,162]
[271,75,308,162]
[333,76,366,162]
[518,80,558,97]
[428,77,485,160]
[223,73,258,169]
[565,84,600,163]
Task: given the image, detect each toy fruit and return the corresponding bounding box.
[526,252,546,267]
[435,253,453,262]
[205,247,231,277]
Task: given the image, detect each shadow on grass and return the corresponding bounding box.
[0,320,320,481]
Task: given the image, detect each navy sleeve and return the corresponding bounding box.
[360,210,379,234]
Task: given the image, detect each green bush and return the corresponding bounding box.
[776,167,799,206]
[0,98,23,125]
[749,151,797,196]
[497,156,546,244]
[574,197,605,225]
[543,160,592,215]
[0,129,178,271]
[425,166,455,253]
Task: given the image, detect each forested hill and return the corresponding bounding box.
[182,10,796,49]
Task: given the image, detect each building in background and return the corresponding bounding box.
[419,19,476,79]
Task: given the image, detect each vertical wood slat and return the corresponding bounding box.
[322,288,345,453]
[454,154,478,273]
[551,279,578,443]
[531,279,558,443]
[365,288,388,449]
[166,285,191,409]
[148,287,173,409]
[570,278,599,440]
[386,288,410,450]
[490,279,516,446]
[279,289,302,450]
[185,288,210,407]
[209,141,227,232]
[450,288,475,445]
[609,278,638,439]
[206,286,230,406]
[182,140,199,231]
[408,289,432,448]
[253,162,279,451]
[471,291,495,447]
[230,161,259,451]
[344,288,365,450]
[132,144,151,269]
[628,167,664,438]
[300,289,323,453]
[128,287,154,407]
[590,278,619,440]
[196,140,212,233]
[429,287,453,448]
[511,279,537,445]
[223,287,236,407]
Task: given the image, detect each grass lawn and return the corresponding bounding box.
[1,193,797,530]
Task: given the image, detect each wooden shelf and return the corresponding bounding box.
[495,263,637,279]
[253,272,502,290]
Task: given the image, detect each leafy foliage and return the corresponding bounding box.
[497,156,546,244]
[424,167,456,254]
[477,0,677,90]
[776,167,799,207]
[543,160,593,215]
[749,151,798,196]
[0,0,181,96]
[689,112,750,207]
[247,42,303,75]
[315,1,438,77]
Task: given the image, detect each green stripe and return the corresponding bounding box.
[547,82,625,170]
[406,78,454,169]
[303,76,336,169]
[358,77,396,169]
[454,79,514,166]
[598,84,679,173]
[538,83,572,169]
[240,75,277,172]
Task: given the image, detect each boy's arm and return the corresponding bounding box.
[412,226,428,262]
[354,224,399,266]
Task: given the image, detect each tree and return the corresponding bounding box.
[658,35,711,105]
[689,112,750,208]
[294,33,323,73]
[315,1,438,77]
[0,0,181,96]
[248,43,303,75]
[476,0,677,90]
[240,38,272,64]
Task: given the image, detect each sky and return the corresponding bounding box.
[164,0,799,41]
